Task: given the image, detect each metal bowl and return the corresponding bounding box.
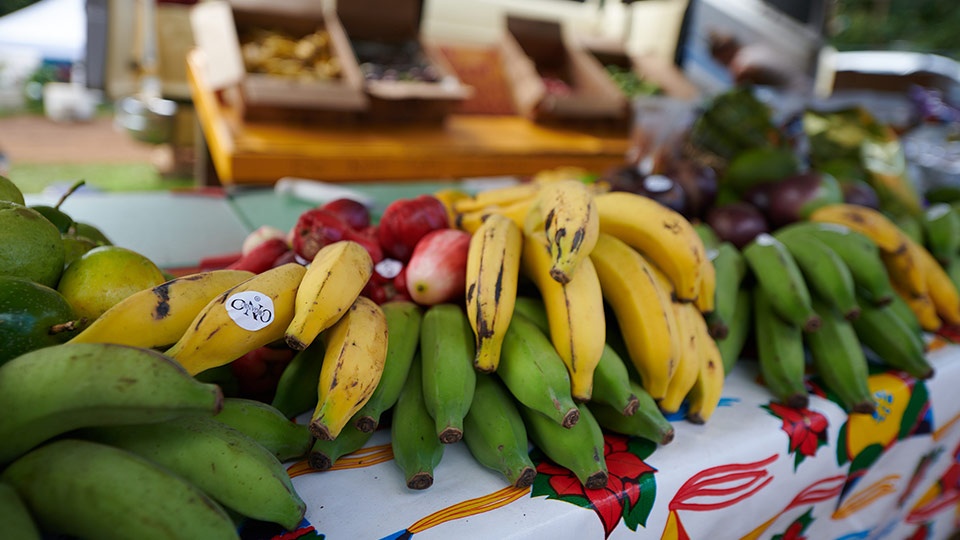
[114,94,178,146]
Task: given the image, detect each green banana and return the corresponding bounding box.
[0,343,223,464]
[694,222,721,251]
[420,303,477,444]
[853,298,934,379]
[2,439,238,540]
[717,286,752,375]
[742,233,821,332]
[308,419,376,471]
[705,242,747,339]
[270,336,325,419]
[0,481,40,540]
[497,313,581,428]
[753,287,809,409]
[78,415,306,530]
[805,299,876,415]
[776,229,861,320]
[588,380,675,445]
[520,402,608,489]
[512,294,551,333]
[391,354,444,490]
[353,300,422,433]
[948,257,960,297]
[923,203,960,266]
[213,398,314,462]
[590,344,640,416]
[886,291,924,337]
[463,373,537,488]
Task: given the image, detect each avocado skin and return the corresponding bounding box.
[0,276,80,366]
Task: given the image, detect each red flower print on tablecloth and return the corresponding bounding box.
[532,434,658,538]
[763,403,828,469]
[771,508,813,540]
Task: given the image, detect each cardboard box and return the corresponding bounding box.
[499,15,629,125]
[336,0,473,123]
[190,0,368,121]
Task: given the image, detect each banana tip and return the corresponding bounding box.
[308,453,333,471]
[549,267,572,284]
[584,471,609,490]
[785,393,810,410]
[284,335,308,351]
[355,416,377,433]
[802,316,823,333]
[438,427,463,444]
[660,428,676,446]
[844,308,862,322]
[407,472,434,490]
[514,468,537,489]
[851,401,878,415]
[561,408,580,429]
[309,421,335,441]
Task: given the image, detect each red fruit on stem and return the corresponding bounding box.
[321,198,372,230]
[377,195,449,262]
[227,237,291,274]
[230,346,296,401]
[405,228,471,306]
[241,225,287,256]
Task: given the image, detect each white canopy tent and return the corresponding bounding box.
[0,0,86,63]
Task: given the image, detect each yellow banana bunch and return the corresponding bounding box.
[284,240,374,351]
[808,203,905,253]
[68,269,254,349]
[593,191,710,306]
[528,179,600,284]
[166,263,306,376]
[521,226,606,402]
[465,213,523,373]
[456,196,537,235]
[588,233,680,401]
[310,295,389,441]
[452,182,541,215]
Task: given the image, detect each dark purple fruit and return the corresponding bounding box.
[841,180,881,209]
[766,171,843,228]
[668,160,718,219]
[604,165,690,217]
[705,201,770,249]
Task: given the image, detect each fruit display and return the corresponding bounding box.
[4,79,960,536]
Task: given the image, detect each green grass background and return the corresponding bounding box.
[10,163,194,195]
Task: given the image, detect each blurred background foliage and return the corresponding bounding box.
[829,0,959,59]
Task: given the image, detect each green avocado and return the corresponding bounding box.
[0,276,81,366]
[70,221,112,246]
[722,147,801,194]
[0,175,25,205]
[0,201,66,288]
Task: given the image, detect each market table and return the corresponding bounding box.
[186,50,632,187]
[26,186,960,539]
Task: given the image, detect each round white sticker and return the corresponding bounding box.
[225,291,275,331]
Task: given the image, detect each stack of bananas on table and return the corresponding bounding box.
[0,341,313,540]
[699,201,959,415]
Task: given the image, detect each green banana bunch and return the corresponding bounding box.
[775,229,861,321]
[270,337,325,420]
[463,373,537,488]
[520,402,608,489]
[497,312,580,428]
[353,300,422,433]
[78,415,306,530]
[742,233,821,332]
[587,380,675,445]
[0,342,223,464]
[852,297,934,380]
[787,221,895,306]
[753,287,809,409]
[2,439,239,540]
[805,299,875,415]
[420,303,477,444]
[391,354,445,490]
[0,481,40,540]
[214,397,314,462]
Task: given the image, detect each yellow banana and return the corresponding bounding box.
[530,179,600,284]
[696,249,717,314]
[532,166,592,185]
[432,187,471,225]
[284,240,374,350]
[465,214,523,373]
[892,281,941,332]
[68,269,254,349]
[588,233,680,400]
[685,306,725,423]
[165,263,306,376]
[880,233,928,297]
[808,203,906,254]
[658,301,702,414]
[455,196,536,235]
[521,227,605,402]
[593,191,706,303]
[911,238,960,325]
[452,182,541,214]
[310,296,389,441]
